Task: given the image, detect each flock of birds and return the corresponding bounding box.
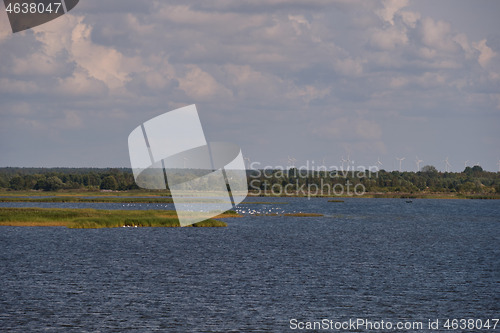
[116,203,305,216]
[121,203,170,208]
[235,206,297,216]
[117,203,302,216]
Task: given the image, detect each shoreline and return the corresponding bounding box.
[0,208,237,228]
[1,190,498,200]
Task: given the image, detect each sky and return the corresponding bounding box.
[0,0,499,172]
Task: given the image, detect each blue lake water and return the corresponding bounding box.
[0,198,499,332]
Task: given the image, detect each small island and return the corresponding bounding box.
[0,208,237,228]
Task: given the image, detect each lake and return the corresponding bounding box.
[0,198,499,332]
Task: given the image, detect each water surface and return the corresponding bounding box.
[0,198,498,332]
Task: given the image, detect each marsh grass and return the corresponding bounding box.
[0,197,174,203]
[283,213,324,217]
[0,208,231,228]
[0,190,172,197]
[0,196,231,204]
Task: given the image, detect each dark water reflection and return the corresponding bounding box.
[0,198,499,332]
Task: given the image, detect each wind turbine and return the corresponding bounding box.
[415,156,423,172]
[287,156,297,169]
[340,156,347,171]
[346,150,352,171]
[376,157,383,170]
[316,157,327,172]
[444,157,451,173]
[182,156,189,169]
[395,157,405,172]
[464,160,469,169]
[497,159,500,172]
[244,157,251,169]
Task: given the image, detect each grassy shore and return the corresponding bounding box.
[0,196,174,203]
[0,208,238,228]
[0,190,172,197]
[247,191,500,199]
[1,189,498,201]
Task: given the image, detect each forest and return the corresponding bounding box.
[1,165,499,197]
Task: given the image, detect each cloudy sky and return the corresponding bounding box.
[1,0,499,171]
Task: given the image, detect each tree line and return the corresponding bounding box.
[246,165,500,195]
[0,165,499,194]
[0,168,138,191]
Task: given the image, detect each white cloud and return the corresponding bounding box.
[291,85,331,103]
[453,33,475,59]
[288,15,311,36]
[334,57,364,76]
[370,26,408,50]
[1,0,499,169]
[415,72,446,88]
[0,9,12,43]
[418,17,457,52]
[399,10,420,28]
[29,15,147,92]
[0,78,40,95]
[55,110,83,129]
[56,68,108,96]
[178,65,232,101]
[12,53,66,76]
[376,0,409,25]
[70,21,140,90]
[32,15,75,56]
[390,77,408,89]
[473,39,496,68]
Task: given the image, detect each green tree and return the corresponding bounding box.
[421,165,438,174]
[101,175,118,190]
[9,176,25,190]
[36,176,64,191]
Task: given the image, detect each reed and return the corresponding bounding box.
[283,213,324,217]
[0,197,174,203]
[0,208,232,228]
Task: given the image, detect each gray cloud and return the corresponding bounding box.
[0,0,499,170]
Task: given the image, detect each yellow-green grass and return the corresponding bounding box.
[0,196,174,203]
[0,195,235,204]
[0,190,172,197]
[0,208,239,228]
[283,213,324,217]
